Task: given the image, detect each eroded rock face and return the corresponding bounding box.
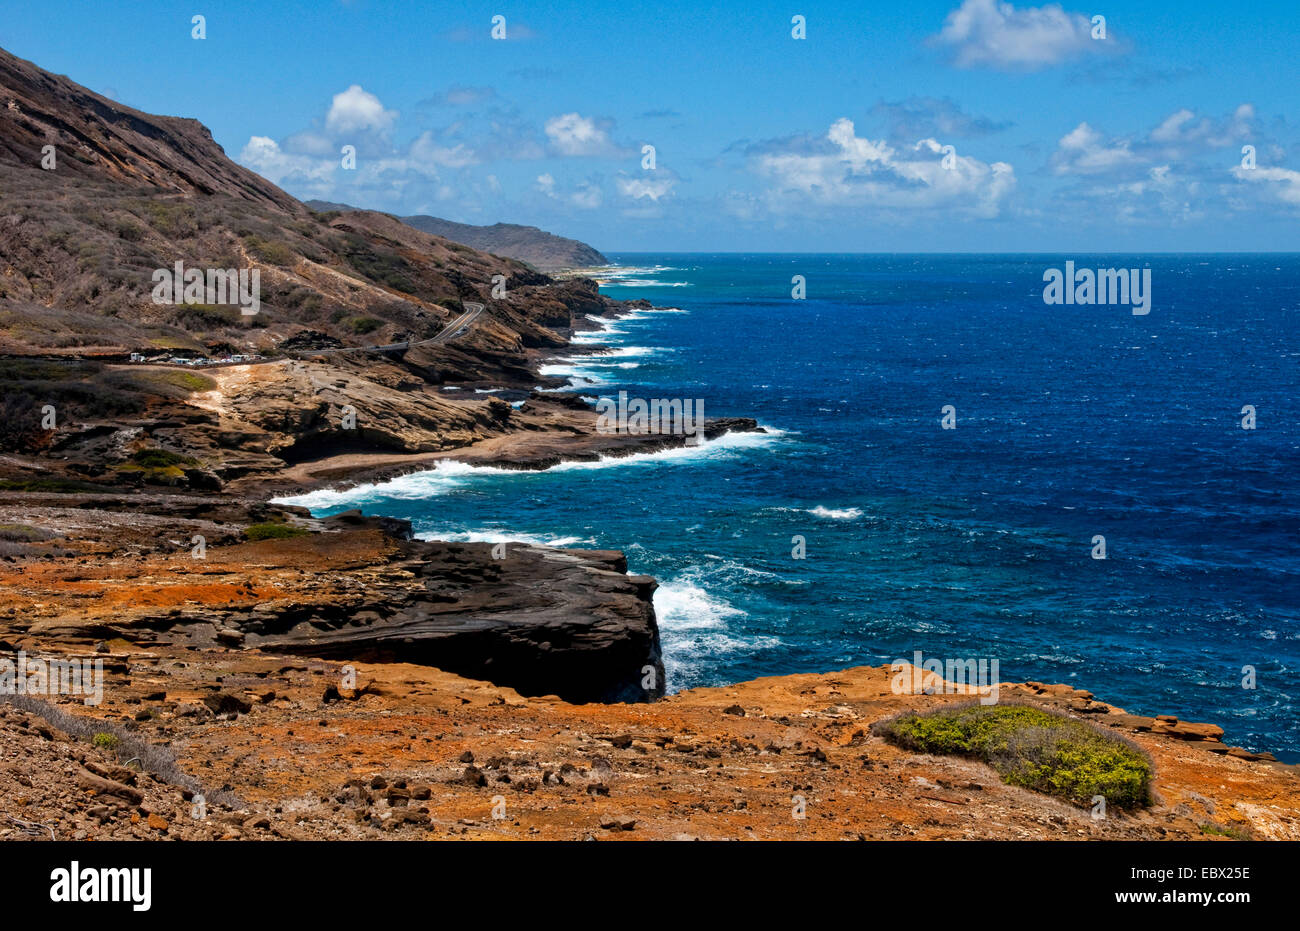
[242,531,665,705]
[0,47,300,210]
[0,498,663,704]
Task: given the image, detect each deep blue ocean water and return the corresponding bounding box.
[281,254,1300,761]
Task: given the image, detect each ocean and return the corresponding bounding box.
[279,253,1300,761]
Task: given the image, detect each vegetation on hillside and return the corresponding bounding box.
[874,702,1154,809]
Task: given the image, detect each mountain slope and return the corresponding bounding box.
[0,47,297,211]
[308,200,607,272]
[399,215,608,272]
[0,44,633,485]
[0,46,575,359]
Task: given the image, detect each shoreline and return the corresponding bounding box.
[4,286,1293,763]
[1,291,1296,840]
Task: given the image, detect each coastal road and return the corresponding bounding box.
[294,302,485,358]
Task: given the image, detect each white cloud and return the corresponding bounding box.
[325,85,398,135]
[1051,105,1261,179]
[238,136,336,192]
[751,118,1015,217]
[616,174,676,201]
[932,0,1103,70]
[544,113,623,157]
[1149,109,1197,144]
[1234,165,1300,206]
[536,173,557,197]
[570,182,603,209]
[409,131,478,168]
[1149,104,1254,149]
[1051,122,1140,174]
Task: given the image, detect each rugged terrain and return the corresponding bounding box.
[3,642,1296,841]
[0,44,1297,843]
[2,484,1297,842]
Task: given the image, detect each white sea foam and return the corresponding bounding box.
[572,306,688,345]
[415,528,594,547]
[539,347,663,386]
[274,459,486,510]
[273,428,786,512]
[590,265,693,289]
[654,580,745,631]
[592,345,664,359]
[808,506,864,520]
[764,504,865,520]
[599,279,691,287]
[653,577,782,692]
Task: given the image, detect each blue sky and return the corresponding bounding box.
[3,0,1297,251]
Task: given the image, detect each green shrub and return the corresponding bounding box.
[92,732,120,751]
[0,523,52,542]
[874,703,1154,809]
[178,303,241,327]
[0,478,101,492]
[115,220,145,242]
[340,235,420,294]
[130,448,198,469]
[107,368,216,399]
[143,201,197,237]
[1200,822,1252,840]
[346,316,383,335]
[244,522,309,541]
[243,235,296,267]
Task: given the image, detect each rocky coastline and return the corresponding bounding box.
[0,41,1295,841]
[3,304,1297,841]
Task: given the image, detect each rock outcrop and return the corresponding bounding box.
[0,47,298,210]
[0,497,663,704]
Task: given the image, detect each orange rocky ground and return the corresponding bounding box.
[4,643,1298,841]
[1,490,1296,842]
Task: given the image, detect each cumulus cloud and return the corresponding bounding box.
[1050,122,1140,175]
[1051,105,1260,178]
[418,85,498,108]
[748,117,1015,217]
[544,113,625,157]
[1233,165,1300,207]
[617,172,677,202]
[1042,105,1295,224]
[932,0,1108,70]
[533,173,607,208]
[325,85,398,135]
[1149,103,1255,150]
[409,131,479,168]
[238,136,337,194]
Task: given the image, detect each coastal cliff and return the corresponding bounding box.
[0,43,746,706]
[0,44,1296,843]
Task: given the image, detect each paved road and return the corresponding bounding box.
[293,302,485,358]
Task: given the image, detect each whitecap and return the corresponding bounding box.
[415,528,594,547]
[808,506,863,520]
[272,428,787,512]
